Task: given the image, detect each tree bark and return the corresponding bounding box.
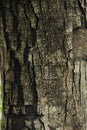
[0,0,87,130]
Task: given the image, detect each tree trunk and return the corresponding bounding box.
[0,0,87,130]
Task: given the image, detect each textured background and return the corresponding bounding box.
[0,0,87,130]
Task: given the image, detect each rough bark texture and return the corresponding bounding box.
[0,0,87,130]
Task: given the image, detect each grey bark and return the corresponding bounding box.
[0,0,87,130]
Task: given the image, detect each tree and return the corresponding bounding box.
[0,0,87,130]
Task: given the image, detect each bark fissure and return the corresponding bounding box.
[23,42,29,64]
[30,55,38,110]
[72,60,75,95]
[79,60,81,103]
[9,0,19,32]
[77,0,86,26]
[64,95,68,123]
[14,58,24,105]
[1,6,10,50]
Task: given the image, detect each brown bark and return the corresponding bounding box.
[0,0,87,130]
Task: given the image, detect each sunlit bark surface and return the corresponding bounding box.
[0,0,87,130]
